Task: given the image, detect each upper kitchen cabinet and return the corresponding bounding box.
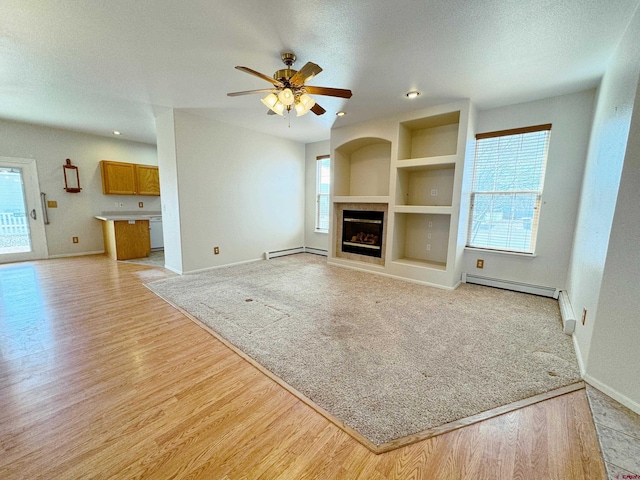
[135,164,160,196]
[100,160,160,196]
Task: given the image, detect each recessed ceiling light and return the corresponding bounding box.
[405,91,420,99]
[336,111,346,116]
[112,131,122,135]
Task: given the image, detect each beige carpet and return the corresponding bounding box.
[147,254,581,448]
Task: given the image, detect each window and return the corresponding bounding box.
[467,124,551,254]
[315,155,330,232]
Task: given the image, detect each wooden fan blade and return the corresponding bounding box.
[235,66,284,87]
[289,62,323,86]
[311,103,326,115]
[227,88,275,97]
[305,86,352,99]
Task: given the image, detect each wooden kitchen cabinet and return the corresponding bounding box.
[101,219,151,260]
[100,160,160,196]
[135,165,160,196]
[101,161,137,195]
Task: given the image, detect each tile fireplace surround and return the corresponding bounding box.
[334,203,388,266]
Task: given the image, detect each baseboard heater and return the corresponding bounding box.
[557,290,577,335]
[462,273,559,299]
[264,247,328,260]
[303,247,328,257]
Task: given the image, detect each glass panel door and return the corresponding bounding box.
[0,157,48,263]
[0,167,32,254]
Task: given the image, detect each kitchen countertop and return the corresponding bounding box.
[94,211,162,221]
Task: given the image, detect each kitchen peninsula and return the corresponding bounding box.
[95,212,161,260]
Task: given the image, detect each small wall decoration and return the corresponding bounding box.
[63,158,82,193]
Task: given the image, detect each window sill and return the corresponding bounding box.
[464,246,537,258]
[315,229,329,234]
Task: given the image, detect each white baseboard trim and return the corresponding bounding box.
[264,247,328,259]
[48,250,105,259]
[572,334,586,376]
[558,290,576,335]
[166,247,325,275]
[462,273,559,298]
[583,373,640,416]
[184,257,263,275]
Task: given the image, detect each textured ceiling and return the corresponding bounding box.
[1,0,639,145]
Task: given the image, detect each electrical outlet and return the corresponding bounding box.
[114,202,119,207]
[581,308,587,325]
[214,247,220,255]
[138,201,144,208]
[430,188,438,196]
[72,237,79,244]
[47,200,58,208]
[476,259,484,269]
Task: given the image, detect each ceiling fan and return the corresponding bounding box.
[227,52,352,117]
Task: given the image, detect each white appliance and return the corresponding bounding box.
[149,216,164,250]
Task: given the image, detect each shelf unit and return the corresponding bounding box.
[395,163,456,207]
[329,101,474,289]
[391,212,450,268]
[397,111,460,160]
[333,138,391,197]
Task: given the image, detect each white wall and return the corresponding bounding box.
[567,5,640,390]
[586,77,640,410]
[155,110,183,273]
[0,119,158,257]
[157,110,305,274]
[304,140,330,251]
[563,5,640,411]
[462,89,596,289]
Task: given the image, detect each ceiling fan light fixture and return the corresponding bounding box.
[299,93,316,109]
[295,102,309,117]
[271,101,285,116]
[277,88,295,106]
[229,53,352,120]
[261,93,278,109]
[294,93,316,116]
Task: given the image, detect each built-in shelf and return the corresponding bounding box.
[332,196,389,204]
[392,212,451,268]
[329,100,471,288]
[395,163,455,207]
[334,138,391,197]
[393,205,452,215]
[391,258,447,271]
[398,111,460,160]
[393,154,458,169]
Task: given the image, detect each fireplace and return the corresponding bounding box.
[342,210,384,258]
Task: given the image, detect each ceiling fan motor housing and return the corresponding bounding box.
[274,53,297,84]
[274,69,297,83]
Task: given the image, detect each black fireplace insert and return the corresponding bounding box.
[342,210,384,258]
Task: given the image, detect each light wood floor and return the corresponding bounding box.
[0,255,606,479]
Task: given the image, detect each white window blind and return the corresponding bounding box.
[467,124,551,254]
[315,155,330,232]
